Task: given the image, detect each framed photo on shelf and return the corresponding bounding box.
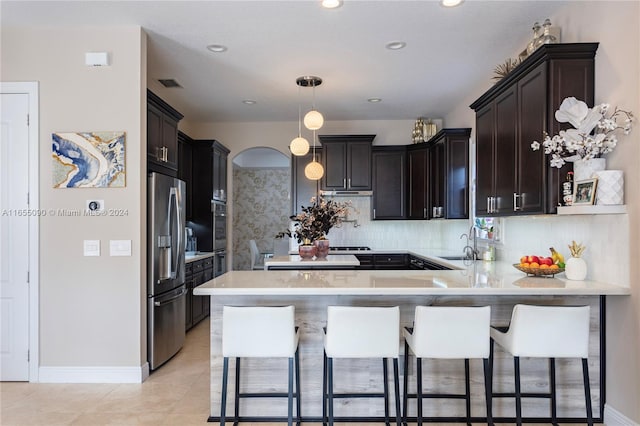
[573,178,598,205]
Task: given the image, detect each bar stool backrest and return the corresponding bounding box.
[506,304,590,358]
[222,305,298,358]
[411,306,491,359]
[325,306,400,358]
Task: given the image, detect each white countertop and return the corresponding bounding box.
[194,260,630,296]
[264,254,360,269]
[185,252,215,263]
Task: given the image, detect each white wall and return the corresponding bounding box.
[444,2,640,421]
[1,27,147,380]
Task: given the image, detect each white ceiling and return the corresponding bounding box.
[2,0,570,123]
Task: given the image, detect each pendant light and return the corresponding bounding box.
[297,76,324,131]
[304,129,324,180]
[289,83,310,156]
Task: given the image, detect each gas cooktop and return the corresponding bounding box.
[330,246,371,251]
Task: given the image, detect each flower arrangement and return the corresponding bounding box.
[531,97,634,168]
[277,196,354,245]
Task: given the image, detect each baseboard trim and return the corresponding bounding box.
[38,365,146,383]
[605,403,640,426]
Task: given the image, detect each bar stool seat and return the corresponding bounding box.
[220,305,301,426]
[323,306,401,426]
[402,306,493,426]
[490,304,592,426]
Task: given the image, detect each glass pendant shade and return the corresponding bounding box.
[304,160,324,180]
[290,136,310,156]
[304,109,324,130]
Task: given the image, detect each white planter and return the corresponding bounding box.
[565,256,587,281]
[593,170,624,205]
[573,158,606,181]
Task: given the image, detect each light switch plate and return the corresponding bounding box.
[109,240,131,257]
[83,240,100,256]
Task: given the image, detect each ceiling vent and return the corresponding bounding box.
[158,79,182,88]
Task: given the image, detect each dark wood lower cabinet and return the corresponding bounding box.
[186,257,212,331]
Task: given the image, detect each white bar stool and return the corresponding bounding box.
[323,306,401,426]
[220,305,301,426]
[402,306,493,426]
[490,304,592,426]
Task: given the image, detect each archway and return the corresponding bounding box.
[231,147,290,270]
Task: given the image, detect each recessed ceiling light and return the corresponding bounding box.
[385,41,406,51]
[441,0,464,7]
[321,0,343,8]
[368,98,382,103]
[206,44,228,53]
[242,99,256,105]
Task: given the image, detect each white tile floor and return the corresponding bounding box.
[0,318,597,426]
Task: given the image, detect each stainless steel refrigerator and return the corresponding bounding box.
[147,172,187,370]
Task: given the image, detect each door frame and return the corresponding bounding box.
[1,82,40,382]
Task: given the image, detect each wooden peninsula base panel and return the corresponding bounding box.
[194,266,629,423]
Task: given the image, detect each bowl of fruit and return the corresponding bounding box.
[514,248,565,277]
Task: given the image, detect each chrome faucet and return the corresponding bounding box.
[460,225,479,260]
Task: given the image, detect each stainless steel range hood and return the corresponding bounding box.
[320,190,372,197]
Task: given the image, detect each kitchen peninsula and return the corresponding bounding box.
[194,262,628,423]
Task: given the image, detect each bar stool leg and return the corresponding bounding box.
[393,358,402,426]
[383,358,390,426]
[550,358,558,426]
[402,341,409,426]
[416,357,423,426]
[220,357,229,426]
[234,357,240,425]
[483,358,493,426]
[288,357,294,426]
[328,357,335,426]
[322,351,328,426]
[582,358,594,426]
[514,356,522,426]
[295,348,301,426]
[464,358,471,426]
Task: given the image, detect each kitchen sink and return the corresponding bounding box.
[439,255,469,260]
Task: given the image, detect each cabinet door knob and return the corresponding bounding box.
[348,178,351,189]
[343,178,346,189]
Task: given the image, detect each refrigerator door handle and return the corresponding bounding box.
[168,187,181,280]
[154,287,188,307]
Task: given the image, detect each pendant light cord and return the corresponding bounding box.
[297,85,302,137]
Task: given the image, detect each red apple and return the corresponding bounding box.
[539,257,553,266]
[527,255,540,264]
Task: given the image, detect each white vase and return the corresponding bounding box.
[573,158,606,181]
[565,256,587,281]
[593,170,624,205]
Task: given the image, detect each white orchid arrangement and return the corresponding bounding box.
[531,97,634,168]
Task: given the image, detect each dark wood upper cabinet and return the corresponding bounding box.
[319,135,374,191]
[428,128,471,219]
[407,145,429,219]
[470,43,597,216]
[178,132,193,220]
[212,141,230,203]
[190,139,229,252]
[147,90,183,175]
[372,146,406,220]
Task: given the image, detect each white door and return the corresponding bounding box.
[0,92,31,381]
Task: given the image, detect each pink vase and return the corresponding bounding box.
[314,239,330,258]
[298,244,316,260]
